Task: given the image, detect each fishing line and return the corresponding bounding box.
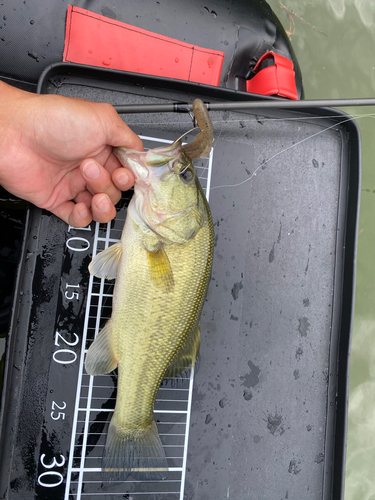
[203,112,370,190]
[126,110,371,190]
[197,127,225,181]
[210,114,358,190]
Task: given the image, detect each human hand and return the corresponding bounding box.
[0,81,143,227]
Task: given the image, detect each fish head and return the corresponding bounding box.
[114,140,205,244]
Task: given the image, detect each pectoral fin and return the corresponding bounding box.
[85,321,118,375]
[147,247,174,293]
[163,324,201,380]
[88,242,123,279]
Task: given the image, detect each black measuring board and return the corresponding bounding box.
[0,65,360,500]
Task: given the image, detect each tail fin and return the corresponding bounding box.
[102,418,168,482]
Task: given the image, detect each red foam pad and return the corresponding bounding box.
[63,6,224,86]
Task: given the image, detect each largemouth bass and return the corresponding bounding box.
[85,99,214,482]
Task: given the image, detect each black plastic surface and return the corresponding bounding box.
[0,0,303,97]
[0,65,360,500]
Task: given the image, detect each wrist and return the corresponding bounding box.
[0,81,34,186]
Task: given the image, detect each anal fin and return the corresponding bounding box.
[85,321,118,375]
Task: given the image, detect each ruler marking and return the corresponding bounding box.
[70,467,183,473]
[64,220,101,500]
[76,221,107,499]
[76,221,112,499]
[179,367,195,500]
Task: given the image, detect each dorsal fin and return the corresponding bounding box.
[163,324,201,380]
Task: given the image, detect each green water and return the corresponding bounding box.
[266,1,375,498]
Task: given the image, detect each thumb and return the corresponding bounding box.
[101,103,144,151]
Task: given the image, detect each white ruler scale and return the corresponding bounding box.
[64,136,214,500]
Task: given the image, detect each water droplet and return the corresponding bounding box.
[27,51,39,61]
[205,413,213,424]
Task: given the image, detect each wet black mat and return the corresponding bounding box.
[0,64,360,500]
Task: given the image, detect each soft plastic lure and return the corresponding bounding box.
[181,99,214,160]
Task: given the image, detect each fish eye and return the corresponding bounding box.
[180,168,194,183]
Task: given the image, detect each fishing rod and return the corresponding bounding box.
[114,97,375,114]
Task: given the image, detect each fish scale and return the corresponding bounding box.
[113,211,212,428]
[84,99,214,482]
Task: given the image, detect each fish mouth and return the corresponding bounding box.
[114,148,150,179]
[114,145,182,180]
